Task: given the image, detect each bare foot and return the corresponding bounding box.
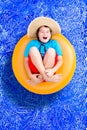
[36,74,43,80]
[27,74,43,86]
[46,74,62,82]
[27,80,35,86]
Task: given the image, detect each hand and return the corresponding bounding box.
[45,69,55,77]
[44,74,62,82]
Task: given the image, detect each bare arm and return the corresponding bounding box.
[53,56,63,72]
[24,57,33,78]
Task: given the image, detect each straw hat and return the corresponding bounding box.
[27,17,61,38]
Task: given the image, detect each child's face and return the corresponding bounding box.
[38,26,52,43]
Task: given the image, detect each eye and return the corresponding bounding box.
[40,31,44,33]
[46,30,50,33]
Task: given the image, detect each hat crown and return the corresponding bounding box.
[27,17,61,38]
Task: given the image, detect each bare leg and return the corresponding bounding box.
[29,47,62,84]
[43,48,62,82]
[29,47,48,80]
[43,48,56,69]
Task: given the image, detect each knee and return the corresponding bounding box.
[30,47,38,54]
[46,48,56,58]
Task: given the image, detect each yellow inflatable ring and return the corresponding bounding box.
[12,34,76,94]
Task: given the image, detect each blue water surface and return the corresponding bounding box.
[0,0,87,130]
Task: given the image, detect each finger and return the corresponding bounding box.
[26,79,31,82]
[56,74,62,77]
[56,73,62,75]
[46,73,52,77]
[45,69,51,72]
[28,80,37,86]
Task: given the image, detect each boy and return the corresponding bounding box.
[24,17,63,86]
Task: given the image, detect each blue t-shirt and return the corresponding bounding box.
[24,39,63,58]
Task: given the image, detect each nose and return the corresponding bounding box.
[43,32,47,36]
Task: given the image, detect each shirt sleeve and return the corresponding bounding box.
[53,40,63,56]
[24,40,34,57]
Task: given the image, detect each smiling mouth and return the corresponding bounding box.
[43,37,47,39]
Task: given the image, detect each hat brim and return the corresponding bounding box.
[27,17,61,38]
